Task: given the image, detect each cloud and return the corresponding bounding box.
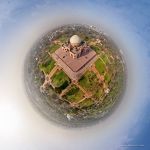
[0,0,150,150]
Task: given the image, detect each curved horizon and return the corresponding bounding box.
[0,0,150,150]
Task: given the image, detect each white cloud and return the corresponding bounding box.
[0,1,149,150]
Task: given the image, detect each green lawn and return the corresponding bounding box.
[79,98,94,108]
[79,71,99,92]
[104,73,111,83]
[101,53,109,64]
[48,43,60,53]
[58,35,68,43]
[39,57,55,74]
[90,45,101,54]
[63,85,84,103]
[51,70,70,88]
[94,87,103,99]
[95,58,105,74]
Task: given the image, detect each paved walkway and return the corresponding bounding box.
[41,65,61,90]
[90,65,104,83]
[76,97,87,104]
[74,82,92,98]
[48,65,60,78]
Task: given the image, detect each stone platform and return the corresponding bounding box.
[52,48,97,81]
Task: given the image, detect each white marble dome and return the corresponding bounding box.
[70,35,81,46]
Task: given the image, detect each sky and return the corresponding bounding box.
[0,0,150,150]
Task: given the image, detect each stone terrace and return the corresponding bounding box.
[52,48,97,81]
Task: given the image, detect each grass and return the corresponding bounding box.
[39,57,55,74]
[79,71,99,92]
[79,71,105,102]
[101,53,109,64]
[105,73,111,83]
[58,35,68,43]
[79,98,94,108]
[95,58,105,74]
[48,43,60,53]
[51,70,70,88]
[94,87,103,99]
[63,85,84,103]
[90,45,101,54]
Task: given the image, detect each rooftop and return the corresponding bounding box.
[52,47,97,80]
[71,47,81,54]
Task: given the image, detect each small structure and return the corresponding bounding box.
[66,114,73,121]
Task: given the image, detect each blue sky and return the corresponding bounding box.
[0,0,150,150]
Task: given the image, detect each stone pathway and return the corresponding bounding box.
[41,65,61,90]
[90,64,104,83]
[74,82,92,98]
[48,65,60,79]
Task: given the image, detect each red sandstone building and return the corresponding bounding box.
[52,35,97,81]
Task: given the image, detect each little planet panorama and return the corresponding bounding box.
[24,24,126,127]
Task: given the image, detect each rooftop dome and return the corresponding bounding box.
[70,35,81,47]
